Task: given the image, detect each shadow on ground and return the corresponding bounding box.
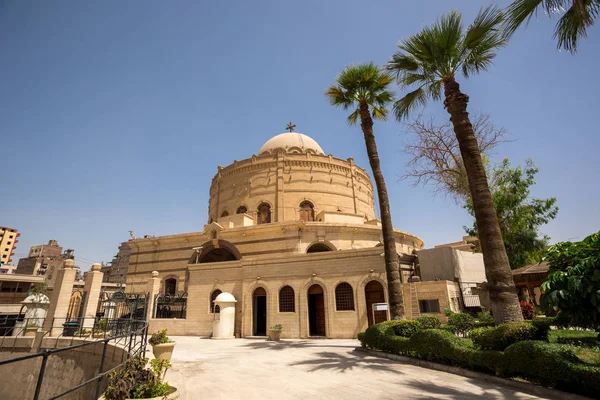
[402,378,540,400]
[288,350,402,373]
[241,340,357,351]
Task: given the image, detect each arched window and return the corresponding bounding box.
[210,289,222,313]
[221,210,229,218]
[236,205,248,214]
[335,282,355,311]
[306,243,332,253]
[257,203,271,224]
[299,201,315,221]
[299,201,315,222]
[164,278,177,295]
[279,286,295,312]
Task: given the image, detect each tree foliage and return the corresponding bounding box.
[541,231,600,331]
[465,158,558,269]
[505,0,599,52]
[402,113,508,201]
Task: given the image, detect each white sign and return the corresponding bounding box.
[373,303,388,311]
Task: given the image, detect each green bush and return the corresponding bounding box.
[417,315,441,329]
[470,322,538,351]
[476,311,494,325]
[357,332,366,347]
[529,317,555,340]
[447,313,475,336]
[504,341,600,397]
[390,319,421,337]
[549,329,600,347]
[409,329,466,363]
[440,325,456,334]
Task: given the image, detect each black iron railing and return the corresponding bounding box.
[154,292,187,319]
[0,317,148,400]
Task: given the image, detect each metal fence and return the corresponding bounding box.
[154,292,187,319]
[0,317,148,400]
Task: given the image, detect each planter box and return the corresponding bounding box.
[152,342,176,361]
[269,329,281,341]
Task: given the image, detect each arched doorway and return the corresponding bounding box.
[253,287,267,336]
[365,280,387,326]
[307,284,326,337]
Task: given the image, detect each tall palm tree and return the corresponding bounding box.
[325,63,405,319]
[387,7,523,324]
[505,0,598,52]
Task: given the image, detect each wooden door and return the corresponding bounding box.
[365,281,387,326]
[308,284,326,336]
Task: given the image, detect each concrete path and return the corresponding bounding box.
[164,337,543,400]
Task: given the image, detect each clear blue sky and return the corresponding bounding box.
[1,1,598,271]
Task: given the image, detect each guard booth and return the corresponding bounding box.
[212,292,236,339]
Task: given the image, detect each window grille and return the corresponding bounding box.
[335,282,355,311]
[279,286,295,312]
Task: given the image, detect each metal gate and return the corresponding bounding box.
[96,290,149,320]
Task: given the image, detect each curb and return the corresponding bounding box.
[354,347,591,400]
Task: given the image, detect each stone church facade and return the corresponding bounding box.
[125,131,462,338]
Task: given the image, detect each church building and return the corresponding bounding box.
[124,130,462,338]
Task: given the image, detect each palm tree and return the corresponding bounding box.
[387,7,523,324]
[505,0,598,52]
[325,63,405,319]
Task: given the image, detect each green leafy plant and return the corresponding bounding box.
[475,311,495,327]
[541,230,600,332]
[417,315,442,330]
[104,357,173,400]
[269,324,283,331]
[76,328,90,336]
[149,329,172,346]
[390,319,421,337]
[447,313,475,336]
[26,322,39,328]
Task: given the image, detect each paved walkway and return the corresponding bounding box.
[165,337,544,400]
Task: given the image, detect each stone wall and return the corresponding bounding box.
[0,337,128,400]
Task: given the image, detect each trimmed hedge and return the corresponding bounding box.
[390,319,421,337]
[503,341,600,397]
[470,322,538,351]
[417,315,442,329]
[360,321,600,397]
[447,312,475,336]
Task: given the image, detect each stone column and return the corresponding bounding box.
[146,271,161,321]
[81,263,104,329]
[43,259,77,336]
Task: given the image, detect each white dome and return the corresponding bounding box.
[258,132,325,155]
[214,292,237,303]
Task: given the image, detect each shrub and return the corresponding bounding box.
[476,311,494,325]
[447,312,475,336]
[520,301,535,320]
[149,329,171,346]
[390,319,421,337]
[417,315,441,330]
[504,341,600,397]
[529,317,554,340]
[470,322,538,351]
[409,329,465,363]
[440,325,456,334]
[104,357,173,400]
[357,332,366,347]
[362,321,411,354]
[444,308,454,317]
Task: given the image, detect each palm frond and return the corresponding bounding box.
[347,109,360,125]
[393,87,429,121]
[554,2,596,52]
[326,63,394,123]
[465,5,507,50]
[432,10,464,72]
[504,0,545,35]
[372,106,388,120]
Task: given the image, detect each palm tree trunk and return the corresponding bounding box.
[442,77,522,324]
[358,101,404,319]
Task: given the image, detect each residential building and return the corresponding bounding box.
[0,226,19,265]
